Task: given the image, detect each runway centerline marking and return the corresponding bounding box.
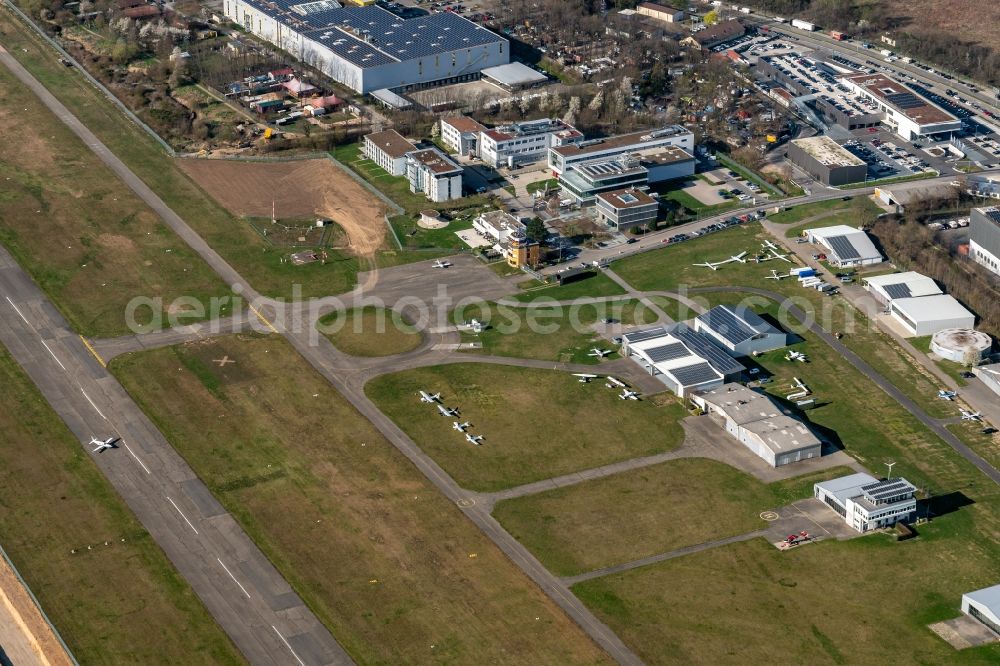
[79,388,107,420]
[5,296,30,326]
[166,497,199,535]
[121,441,151,475]
[271,625,306,666]
[217,558,251,599]
[39,339,67,371]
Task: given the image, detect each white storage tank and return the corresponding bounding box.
[930,328,992,364]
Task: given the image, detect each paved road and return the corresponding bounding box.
[0,39,642,666]
[0,246,352,666]
[691,286,1000,487]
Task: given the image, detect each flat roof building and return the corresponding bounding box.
[804,224,883,267]
[787,136,867,186]
[636,2,684,23]
[694,304,788,357]
[549,125,694,175]
[479,118,583,168]
[863,271,942,306]
[595,188,658,233]
[363,128,414,176]
[223,1,509,94]
[969,207,1000,278]
[406,148,463,203]
[691,383,822,467]
[841,73,961,141]
[622,324,745,397]
[814,473,917,532]
[889,294,975,337]
[480,62,548,91]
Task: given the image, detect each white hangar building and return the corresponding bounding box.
[691,383,822,467]
[223,1,509,94]
[889,295,975,337]
[622,324,745,397]
[694,305,787,357]
[863,271,942,306]
[962,584,1000,635]
[804,224,883,267]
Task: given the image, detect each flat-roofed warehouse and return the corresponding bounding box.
[480,62,548,91]
[787,136,867,186]
[841,72,962,141]
[804,224,883,267]
[691,383,822,467]
[889,294,976,337]
[223,1,509,93]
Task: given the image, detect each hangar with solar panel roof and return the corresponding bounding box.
[621,324,745,397]
[804,224,883,267]
[693,304,788,357]
[224,0,509,93]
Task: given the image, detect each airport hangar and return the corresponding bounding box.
[787,136,867,186]
[223,0,509,94]
[804,224,883,268]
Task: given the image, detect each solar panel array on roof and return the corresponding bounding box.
[826,234,862,261]
[882,282,912,300]
[985,209,1000,225]
[672,326,745,375]
[861,478,915,502]
[624,327,668,344]
[670,362,720,387]
[885,92,924,110]
[645,342,689,363]
[698,307,757,345]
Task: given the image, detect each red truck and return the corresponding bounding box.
[830,30,847,41]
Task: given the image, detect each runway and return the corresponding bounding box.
[0,245,352,666]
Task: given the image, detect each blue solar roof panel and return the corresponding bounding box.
[672,325,745,375]
[624,327,668,344]
[697,306,757,345]
[645,342,689,363]
[669,362,720,387]
[826,235,861,261]
[883,283,911,300]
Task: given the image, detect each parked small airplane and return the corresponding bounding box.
[764,269,787,280]
[465,433,484,446]
[418,390,441,403]
[619,389,640,401]
[762,241,792,263]
[605,376,627,389]
[693,251,747,271]
[573,373,599,383]
[452,421,471,432]
[89,436,119,453]
[588,348,612,358]
[961,409,983,421]
[437,404,459,417]
[785,350,808,362]
[937,390,957,401]
[432,259,452,269]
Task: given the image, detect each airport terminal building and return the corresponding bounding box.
[223,0,509,94]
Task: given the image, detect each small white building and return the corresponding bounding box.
[480,62,548,91]
[473,210,524,244]
[439,116,486,157]
[814,473,917,533]
[694,304,788,357]
[863,271,942,306]
[962,584,1000,635]
[363,129,414,177]
[479,118,583,168]
[889,295,975,337]
[405,148,463,203]
[622,324,745,397]
[804,224,883,267]
[691,383,822,467]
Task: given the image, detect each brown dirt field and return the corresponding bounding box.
[0,556,73,666]
[178,158,388,257]
[885,0,1000,48]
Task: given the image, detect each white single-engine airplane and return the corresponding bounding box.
[588,348,612,358]
[437,404,459,417]
[432,259,452,269]
[418,390,441,403]
[619,389,640,401]
[937,390,957,401]
[693,251,747,271]
[465,433,484,446]
[961,409,983,421]
[90,436,119,453]
[605,376,627,389]
[573,373,599,383]
[452,421,471,432]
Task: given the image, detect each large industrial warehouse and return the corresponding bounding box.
[223,0,509,94]
[787,136,867,186]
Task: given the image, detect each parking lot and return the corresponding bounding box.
[841,134,936,180]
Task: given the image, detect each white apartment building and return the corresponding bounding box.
[439,116,486,156]
[406,148,463,203]
[363,129,414,176]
